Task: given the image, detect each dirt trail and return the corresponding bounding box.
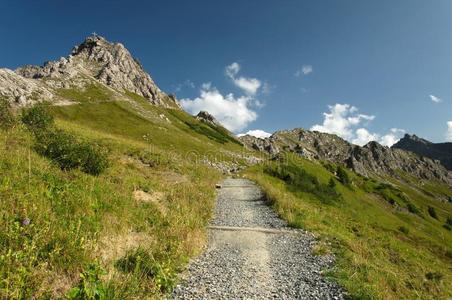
[172,178,344,299]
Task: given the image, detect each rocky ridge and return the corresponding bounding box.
[196,111,221,127]
[1,35,179,108]
[392,134,452,171]
[239,128,452,184]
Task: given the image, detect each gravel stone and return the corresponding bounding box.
[172,178,345,299]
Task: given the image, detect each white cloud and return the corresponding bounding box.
[225,62,240,77]
[379,128,406,146]
[446,121,452,142]
[352,128,379,146]
[180,83,257,132]
[429,94,442,103]
[173,79,195,92]
[311,104,375,140]
[311,103,404,146]
[237,129,272,139]
[225,62,261,95]
[295,65,313,77]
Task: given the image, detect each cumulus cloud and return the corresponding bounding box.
[225,62,261,95]
[311,104,375,140]
[379,128,406,146]
[311,103,404,146]
[352,128,379,146]
[446,121,452,142]
[180,83,257,132]
[295,65,313,77]
[429,94,442,103]
[237,129,272,139]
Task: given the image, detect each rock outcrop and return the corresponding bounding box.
[239,128,452,184]
[392,134,452,171]
[196,111,221,127]
[0,68,53,105]
[3,35,179,108]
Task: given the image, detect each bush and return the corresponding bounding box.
[0,98,15,129]
[67,264,106,299]
[21,104,54,132]
[425,271,443,282]
[446,217,452,226]
[337,166,351,186]
[264,163,341,204]
[34,129,108,175]
[443,217,452,231]
[328,177,336,188]
[398,226,409,234]
[407,203,420,215]
[428,206,438,219]
[21,104,109,175]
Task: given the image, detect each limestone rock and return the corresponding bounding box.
[239,128,452,184]
[196,111,221,126]
[8,35,181,108]
[392,134,452,171]
[0,68,53,105]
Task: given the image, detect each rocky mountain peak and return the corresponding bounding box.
[392,133,452,171]
[8,35,180,108]
[398,134,431,145]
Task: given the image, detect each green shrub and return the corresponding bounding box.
[425,271,443,282]
[336,166,351,186]
[443,217,452,231]
[406,203,420,215]
[398,226,409,234]
[67,264,106,300]
[264,163,341,204]
[21,104,108,175]
[446,217,452,226]
[21,103,54,132]
[328,177,336,188]
[34,129,108,175]
[428,206,438,219]
[0,98,15,129]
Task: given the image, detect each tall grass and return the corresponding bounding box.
[245,154,452,299]
[0,91,233,298]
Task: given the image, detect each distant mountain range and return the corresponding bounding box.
[392,134,452,171]
[1,35,450,185]
[239,129,452,184]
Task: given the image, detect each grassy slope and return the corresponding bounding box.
[0,89,247,298]
[245,154,452,300]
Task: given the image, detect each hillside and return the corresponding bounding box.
[239,128,452,185]
[0,36,253,299]
[1,35,451,299]
[244,153,452,299]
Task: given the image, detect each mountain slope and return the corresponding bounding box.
[2,35,179,108]
[0,36,250,299]
[239,128,452,185]
[392,134,452,171]
[245,153,452,299]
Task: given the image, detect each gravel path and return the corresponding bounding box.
[172,178,345,299]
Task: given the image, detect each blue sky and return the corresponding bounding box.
[1,0,451,143]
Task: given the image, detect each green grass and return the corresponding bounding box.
[57,83,113,103]
[0,89,248,298]
[245,153,452,300]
